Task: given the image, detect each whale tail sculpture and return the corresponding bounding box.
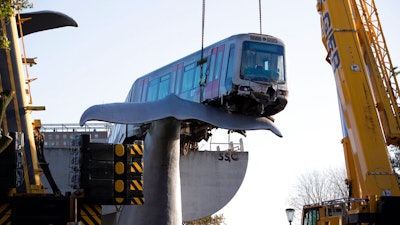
[80,94,282,224]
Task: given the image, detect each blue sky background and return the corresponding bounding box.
[20,1,400,224]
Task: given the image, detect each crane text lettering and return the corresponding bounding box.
[322,12,341,73]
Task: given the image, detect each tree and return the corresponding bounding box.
[0,0,33,49]
[388,145,400,182]
[183,214,225,225]
[287,167,348,224]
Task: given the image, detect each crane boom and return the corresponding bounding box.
[0,7,150,223]
[301,1,400,224]
[0,16,44,194]
[352,0,400,145]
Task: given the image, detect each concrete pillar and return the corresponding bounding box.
[117,117,182,225]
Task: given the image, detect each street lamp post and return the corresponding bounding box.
[286,208,295,225]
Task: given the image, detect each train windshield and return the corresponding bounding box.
[240,41,285,82]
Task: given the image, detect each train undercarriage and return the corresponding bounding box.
[122,92,283,155]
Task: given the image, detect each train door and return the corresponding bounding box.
[204,45,224,100]
[141,78,148,103]
[172,62,184,95]
[224,43,235,92]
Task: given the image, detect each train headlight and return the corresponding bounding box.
[278,90,287,96]
[239,86,251,92]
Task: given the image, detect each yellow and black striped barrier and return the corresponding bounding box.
[129,142,143,156]
[0,203,11,225]
[113,142,144,205]
[130,161,143,174]
[130,197,145,205]
[78,202,102,225]
[78,135,144,205]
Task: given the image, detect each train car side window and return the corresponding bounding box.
[170,70,176,94]
[136,81,143,102]
[194,65,200,88]
[194,59,205,88]
[158,73,170,99]
[197,57,208,85]
[147,78,159,101]
[126,88,133,102]
[141,78,148,103]
[131,79,143,102]
[175,63,183,94]
[181,63,195,92]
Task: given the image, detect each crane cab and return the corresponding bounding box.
[302,200,348,225]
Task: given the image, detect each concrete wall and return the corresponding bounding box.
[41,148,74,194]
[41,148,249,222]
[180,150,248,221]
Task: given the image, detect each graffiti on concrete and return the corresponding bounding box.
[218,152,239,162]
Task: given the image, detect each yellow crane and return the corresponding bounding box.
[302,0,400,224]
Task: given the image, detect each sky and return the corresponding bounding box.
[19,1,400,224]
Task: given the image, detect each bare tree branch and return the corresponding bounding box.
[286,167,348,224]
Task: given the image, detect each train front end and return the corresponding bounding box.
[229,33,287,117]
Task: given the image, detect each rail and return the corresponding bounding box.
[41,122,112,133]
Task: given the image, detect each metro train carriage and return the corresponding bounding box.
[109,33,288,153]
